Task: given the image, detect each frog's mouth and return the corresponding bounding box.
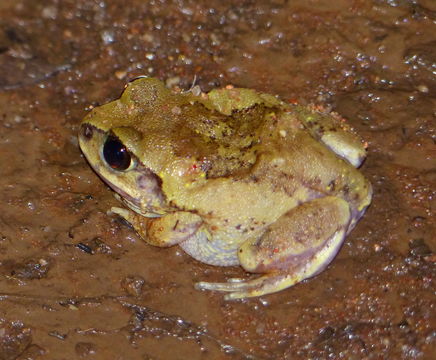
[96,173,141,208]
[100,175,165,218]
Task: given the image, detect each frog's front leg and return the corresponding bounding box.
[111,207,203,247]
[196,196,351,300]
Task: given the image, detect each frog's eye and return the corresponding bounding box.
[103,135,134,171]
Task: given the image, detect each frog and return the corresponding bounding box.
[78,77,372,300]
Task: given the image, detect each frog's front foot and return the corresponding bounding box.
[111,207,203,247]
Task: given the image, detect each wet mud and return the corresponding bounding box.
[0,0,434,359]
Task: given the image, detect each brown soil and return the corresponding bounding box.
[0,0,434,359]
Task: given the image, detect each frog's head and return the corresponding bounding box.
[79,77,273,215]
[78,78,174,216]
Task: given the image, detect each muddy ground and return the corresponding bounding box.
[0,0,435,359]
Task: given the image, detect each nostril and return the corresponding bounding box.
[81,124,93,140]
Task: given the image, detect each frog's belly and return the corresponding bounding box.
[179,232,240,266]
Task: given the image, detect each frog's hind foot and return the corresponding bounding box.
[195,274,288,300]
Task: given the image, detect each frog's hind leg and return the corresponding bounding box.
[196,196,351,300]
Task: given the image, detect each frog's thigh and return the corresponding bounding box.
[196,197,350,299]
[239,196,350,274]
[111,207,202,247]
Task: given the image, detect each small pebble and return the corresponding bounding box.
[75,342,97,357]
[417,84,429,93]
[166,77,181,88]
[115,70,127,80]
[121,275,146,296]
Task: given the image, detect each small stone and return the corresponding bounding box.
[48,331,67,340]
[166,77,180,88]
[255,323,265,335]
[142,33,154,42]
[316,326,335,343]
[6,257,51,280]
[17,343,46,359]
[121,275,146,296]
[75,342,97,358]
[416,84,429,93]
[115,70,127,80]
[101,30,115,44]
[0,320,32,359]
[75,238,112,255]
[374,244,382,252]
[409,238,431,257]
[41,6,57,19]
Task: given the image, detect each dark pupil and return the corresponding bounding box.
[103,136,131,171]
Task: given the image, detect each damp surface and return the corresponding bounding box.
[0,0,435,359]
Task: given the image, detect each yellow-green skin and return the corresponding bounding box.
[78,77,372,299]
